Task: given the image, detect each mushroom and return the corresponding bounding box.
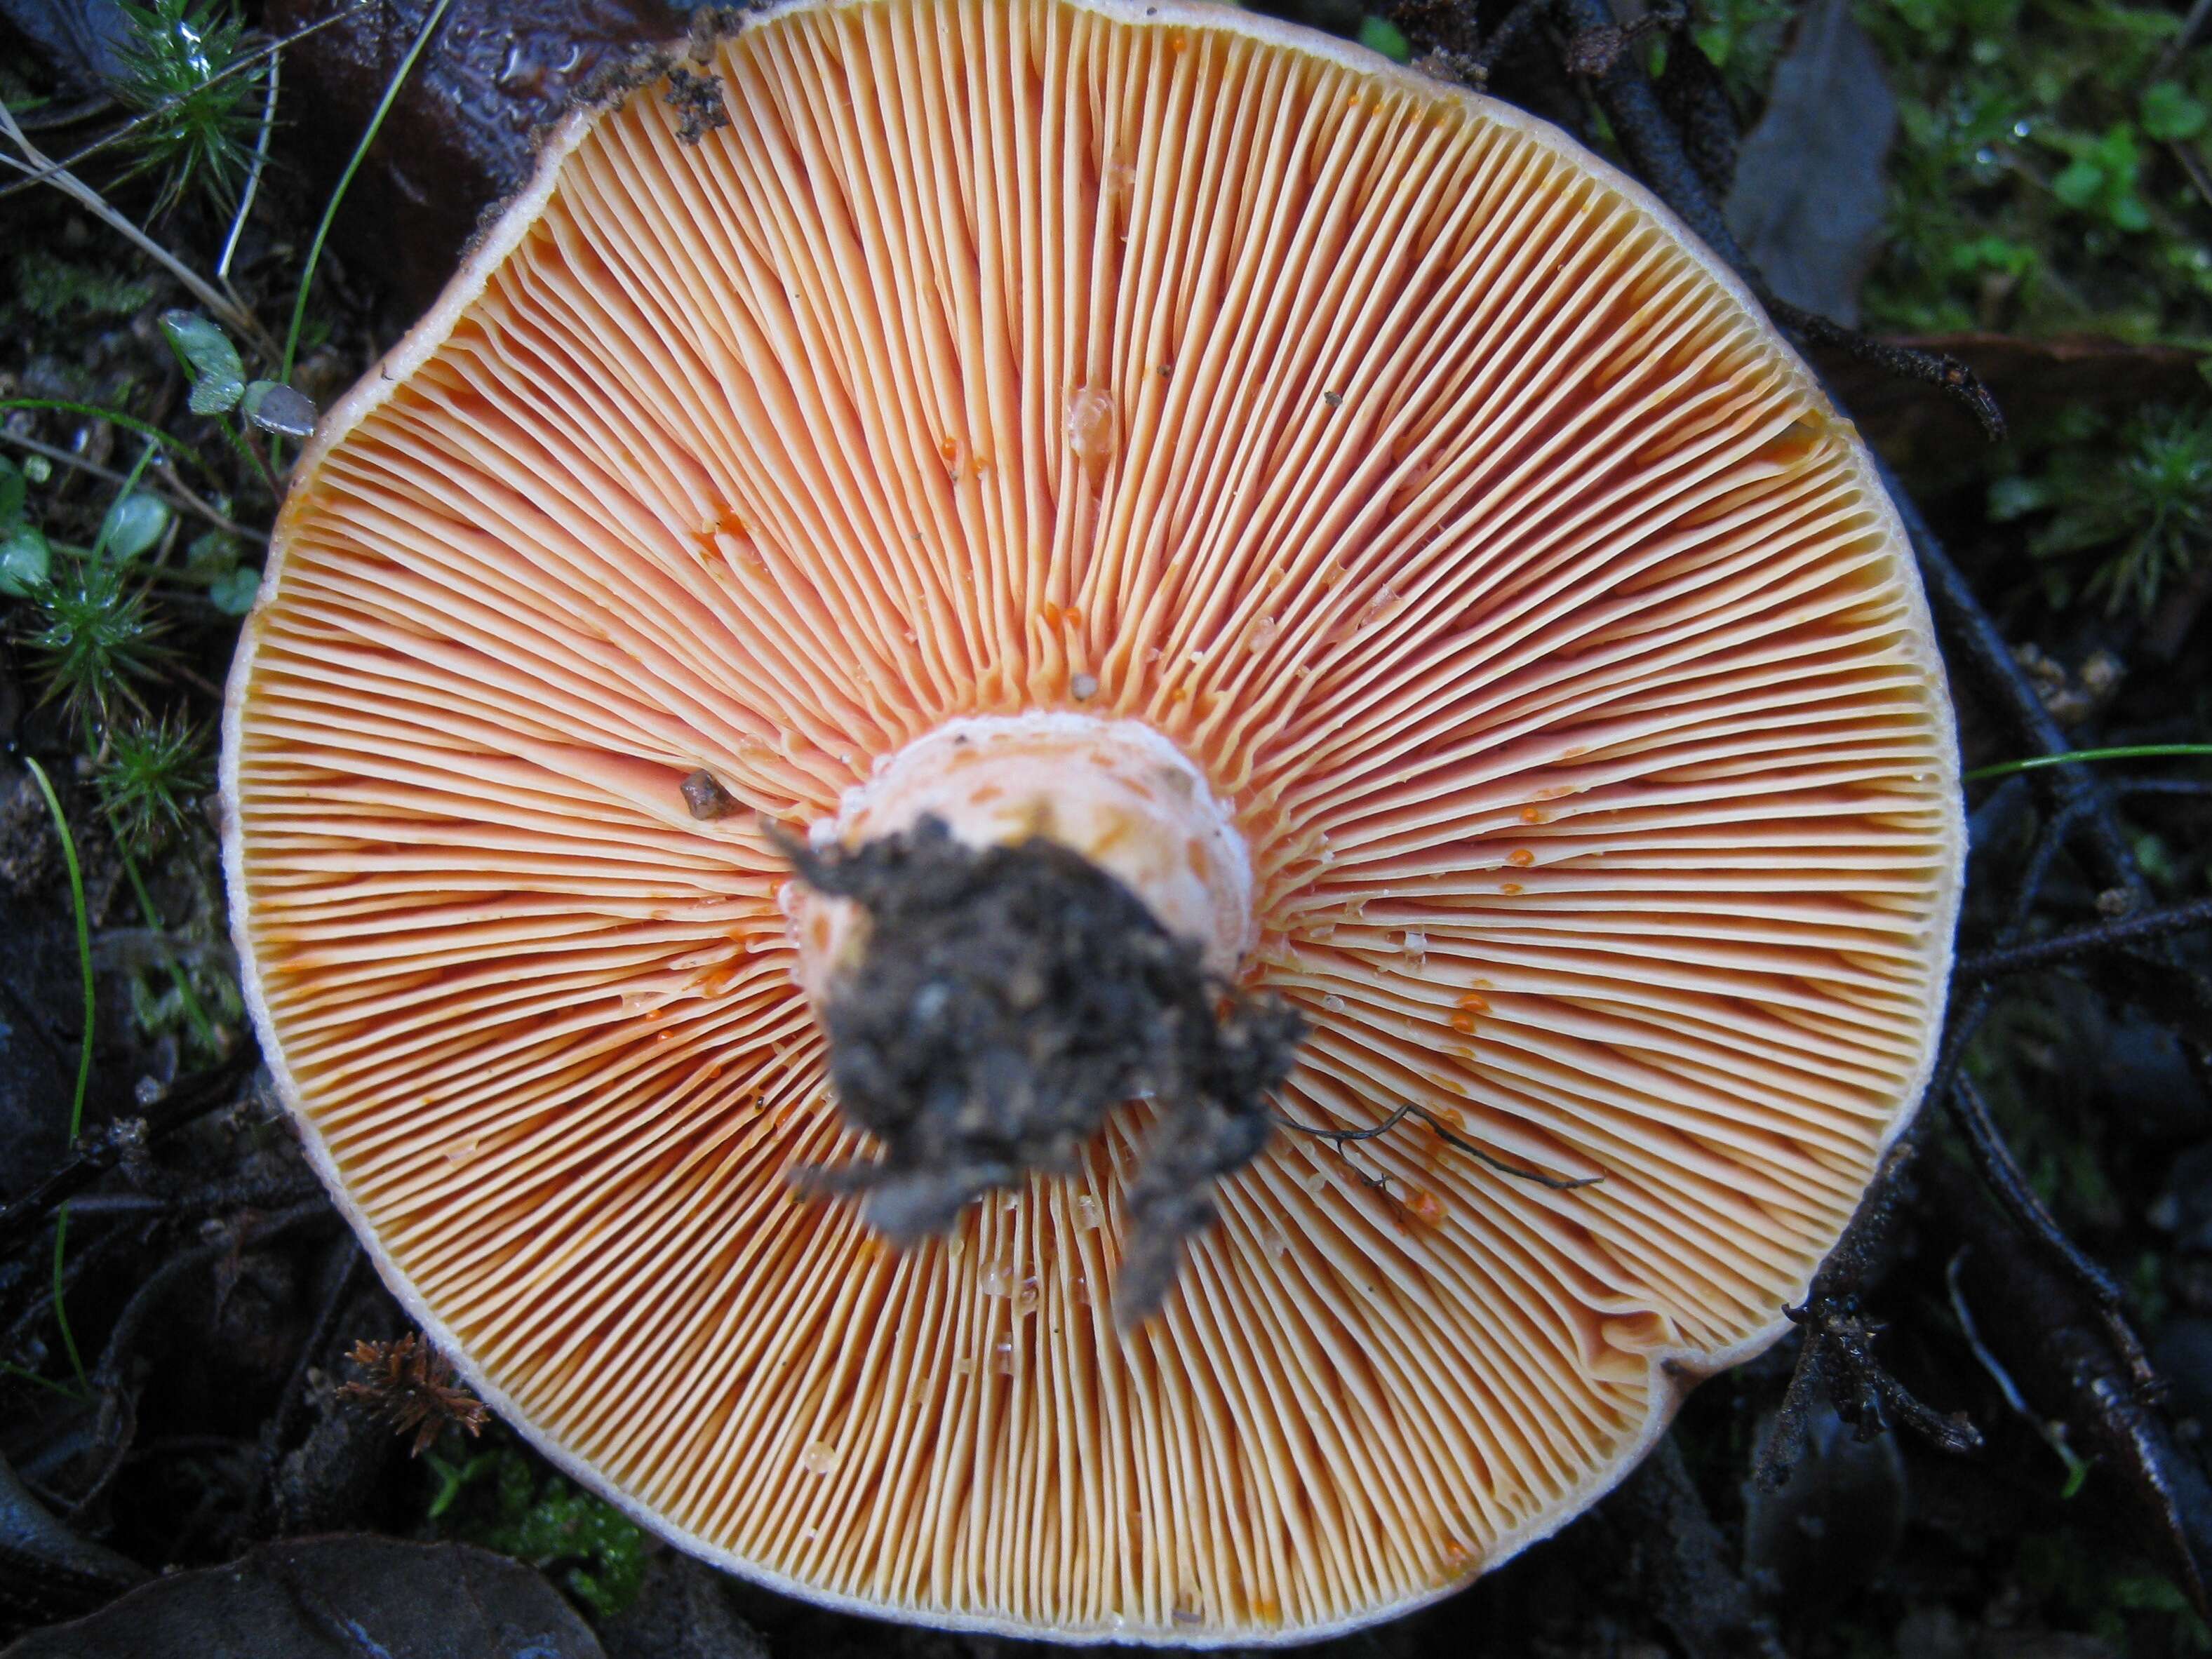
[222,0,1962,1643]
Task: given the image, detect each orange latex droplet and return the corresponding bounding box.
[1041,600,1063,627]
[1508,849,1535,868]
[1456,990,1490,1012]
[1518,807,1543,824]
[938,435,963,469]
[1405,1188,1444,1226]
[1449,1012,1478,1034]
[1062,605,1082,629]
[1500,882,1524,896]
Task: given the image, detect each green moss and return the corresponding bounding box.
[8,254,161,324]
[2013,1531,2212,1651]
[1989,401,2212,614]
[1859,0,2212,344]
[424,1440,647,1622]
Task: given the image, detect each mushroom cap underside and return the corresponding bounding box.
[222,0,1964,1641]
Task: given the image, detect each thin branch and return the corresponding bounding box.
[0,1045,259,1256]
[1956,898,2212,981]
[0,102,264,348]
[1948,1074,2156,1391]
[0,431,248,536]
[218,48,279,288]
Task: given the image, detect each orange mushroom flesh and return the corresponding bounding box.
[222,0,1962,1642]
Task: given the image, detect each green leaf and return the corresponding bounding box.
[159,309,246,415]
[1987,475,2051,520]
[1356,15,1412,61]
[187,529,241,571]
[0,522,51,597]
[101,492,172,560]
[208,565,260,615]
[2144,81,2208,142]
[2051,158,2105,212]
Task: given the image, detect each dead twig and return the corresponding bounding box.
[1947,1075,2159,1392]
[1954,898,2212,981]
[0,1045,259,1258]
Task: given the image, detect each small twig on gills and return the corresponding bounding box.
[1272,1099,1604,1190]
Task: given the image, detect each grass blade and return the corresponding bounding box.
[1964,744,2212,783]
[280,0,457,383]
[22,756,95,1397]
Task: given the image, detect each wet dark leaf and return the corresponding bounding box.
[1,1536,604,1658]
[240,381,319,439]
[1724,0,1896,325]
[0,1453,145,1637]
[267,0,691,313]
[0,0,131,98]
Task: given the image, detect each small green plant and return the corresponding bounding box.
[1860,0,2212,343]
[112,0,270,215]
[27,555,168,720]
[1991,404,2212,614]
[95,711,210,853]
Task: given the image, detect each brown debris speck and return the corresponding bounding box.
[336,1333,489,1457]
[663,66,732,144]
[681,768,739,820]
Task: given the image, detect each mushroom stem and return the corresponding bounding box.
[777,716,1299,1322]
